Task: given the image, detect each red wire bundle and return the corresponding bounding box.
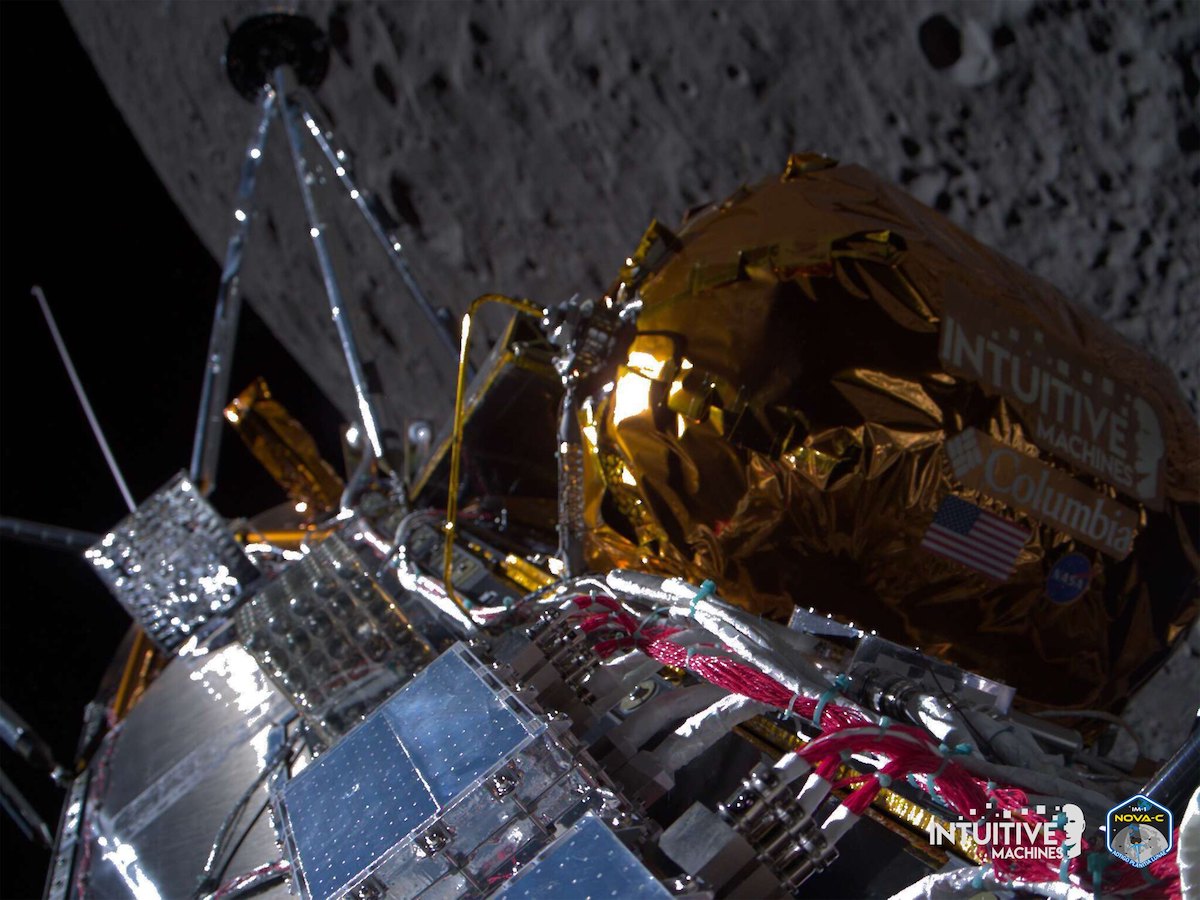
[567,594,1182,895]
[972,785,1180,896]
[572,595,867,731]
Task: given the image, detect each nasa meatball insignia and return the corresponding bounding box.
[1045,554,1092,604]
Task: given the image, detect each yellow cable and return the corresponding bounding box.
[442,294,545,614]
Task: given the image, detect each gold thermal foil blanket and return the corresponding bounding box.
[581,156,1199,712]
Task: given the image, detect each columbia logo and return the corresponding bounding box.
[945,431,983,479]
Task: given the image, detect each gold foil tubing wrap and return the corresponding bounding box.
[840,768,978,865]
[224,377,344,516]
[583,156,1199,713]
[240,529,309,549]
[456,533,555,593]
[111,630,158,722]
[500,554,557,593]
[737,716,978,863]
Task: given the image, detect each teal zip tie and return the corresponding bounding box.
[969,865,991,891]
[907,774,951,812]
[926,743,971,795]
[632,605,668,641]
[1086,851,1113,893]
[812,673,848,728]
[689,580,717,616]
[786,690,802,717]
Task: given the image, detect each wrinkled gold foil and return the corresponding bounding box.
[582,155,1200,712]
[225,377,344,517]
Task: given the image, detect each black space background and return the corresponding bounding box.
[1,4,342,895]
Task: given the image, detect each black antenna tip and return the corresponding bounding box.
[224,13,330,102]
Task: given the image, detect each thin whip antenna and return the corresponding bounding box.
[32,285,136,513]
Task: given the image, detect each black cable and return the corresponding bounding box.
[924,663,993,756]
[207,794,273,894]
[194,734,301,898]
[1140,726,1200,820]
[0,773,51,846]
[213,864,289,900]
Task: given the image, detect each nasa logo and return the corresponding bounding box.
[1046,553,1092,604]
[1107,794,1173,869]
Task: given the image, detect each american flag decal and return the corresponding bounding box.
[921,495,1029,581]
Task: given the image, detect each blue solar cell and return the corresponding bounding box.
[285,715,437,899]
[280,646,544,899]
[376,649,536,804]
[496,814,670,900]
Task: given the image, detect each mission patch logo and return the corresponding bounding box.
[1106,794,1172,868]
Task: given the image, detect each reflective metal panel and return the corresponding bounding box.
[86,472,257,652]
[80,644,293,899]
[236,532,432,739]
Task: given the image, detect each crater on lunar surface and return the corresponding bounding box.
[62,0,1200,760]
[63,0,1200,430]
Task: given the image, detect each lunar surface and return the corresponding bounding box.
[63,0,1200,433]
[1112,823,1171,864]
[61,1,1199,757]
